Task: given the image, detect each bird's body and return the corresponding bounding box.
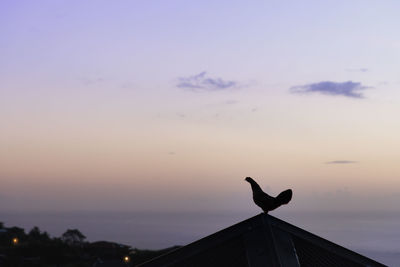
[245,177,292,213]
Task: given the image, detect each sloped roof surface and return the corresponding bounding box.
[138,213,386,267]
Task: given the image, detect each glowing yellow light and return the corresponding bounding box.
[12,238,19,245]
[123,256,130,263]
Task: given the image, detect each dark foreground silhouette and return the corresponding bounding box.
[0,222,177,266]
[245,177,292,213]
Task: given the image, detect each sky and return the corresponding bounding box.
[1,0,400,233]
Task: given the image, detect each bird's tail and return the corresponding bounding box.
[276,189,292,205]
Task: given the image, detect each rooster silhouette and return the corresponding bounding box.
[245,177,292,213]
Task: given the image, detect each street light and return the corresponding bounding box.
[123,255,130,263]
[12,237,19,245]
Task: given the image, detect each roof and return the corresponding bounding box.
[137,213,386,267]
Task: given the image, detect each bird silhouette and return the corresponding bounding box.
[245,177,292,213]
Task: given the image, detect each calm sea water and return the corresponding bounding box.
[1,210,399,266]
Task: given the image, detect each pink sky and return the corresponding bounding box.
[1,1,400,214]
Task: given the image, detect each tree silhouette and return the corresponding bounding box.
[61,229,86,245]
[28,226,50,243]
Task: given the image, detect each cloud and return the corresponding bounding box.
[78,76,106,86]
[177,72,239,91]
[176,113,186,118]
[224,100,238,105]
[346,68,369,72]
[290,81,370,98]
[326,160,358,164]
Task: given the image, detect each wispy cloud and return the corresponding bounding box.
[177,72,239,91]
[79,76,106,86]
[290,81,370,98]
[224,100,238,105]
[346,68,369,72]
[326,160,358,164]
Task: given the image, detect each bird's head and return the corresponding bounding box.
[245,177,254,183]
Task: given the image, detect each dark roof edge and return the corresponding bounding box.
[136,214,265,266]
[137,213,386,267]
[266,214,386,267]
